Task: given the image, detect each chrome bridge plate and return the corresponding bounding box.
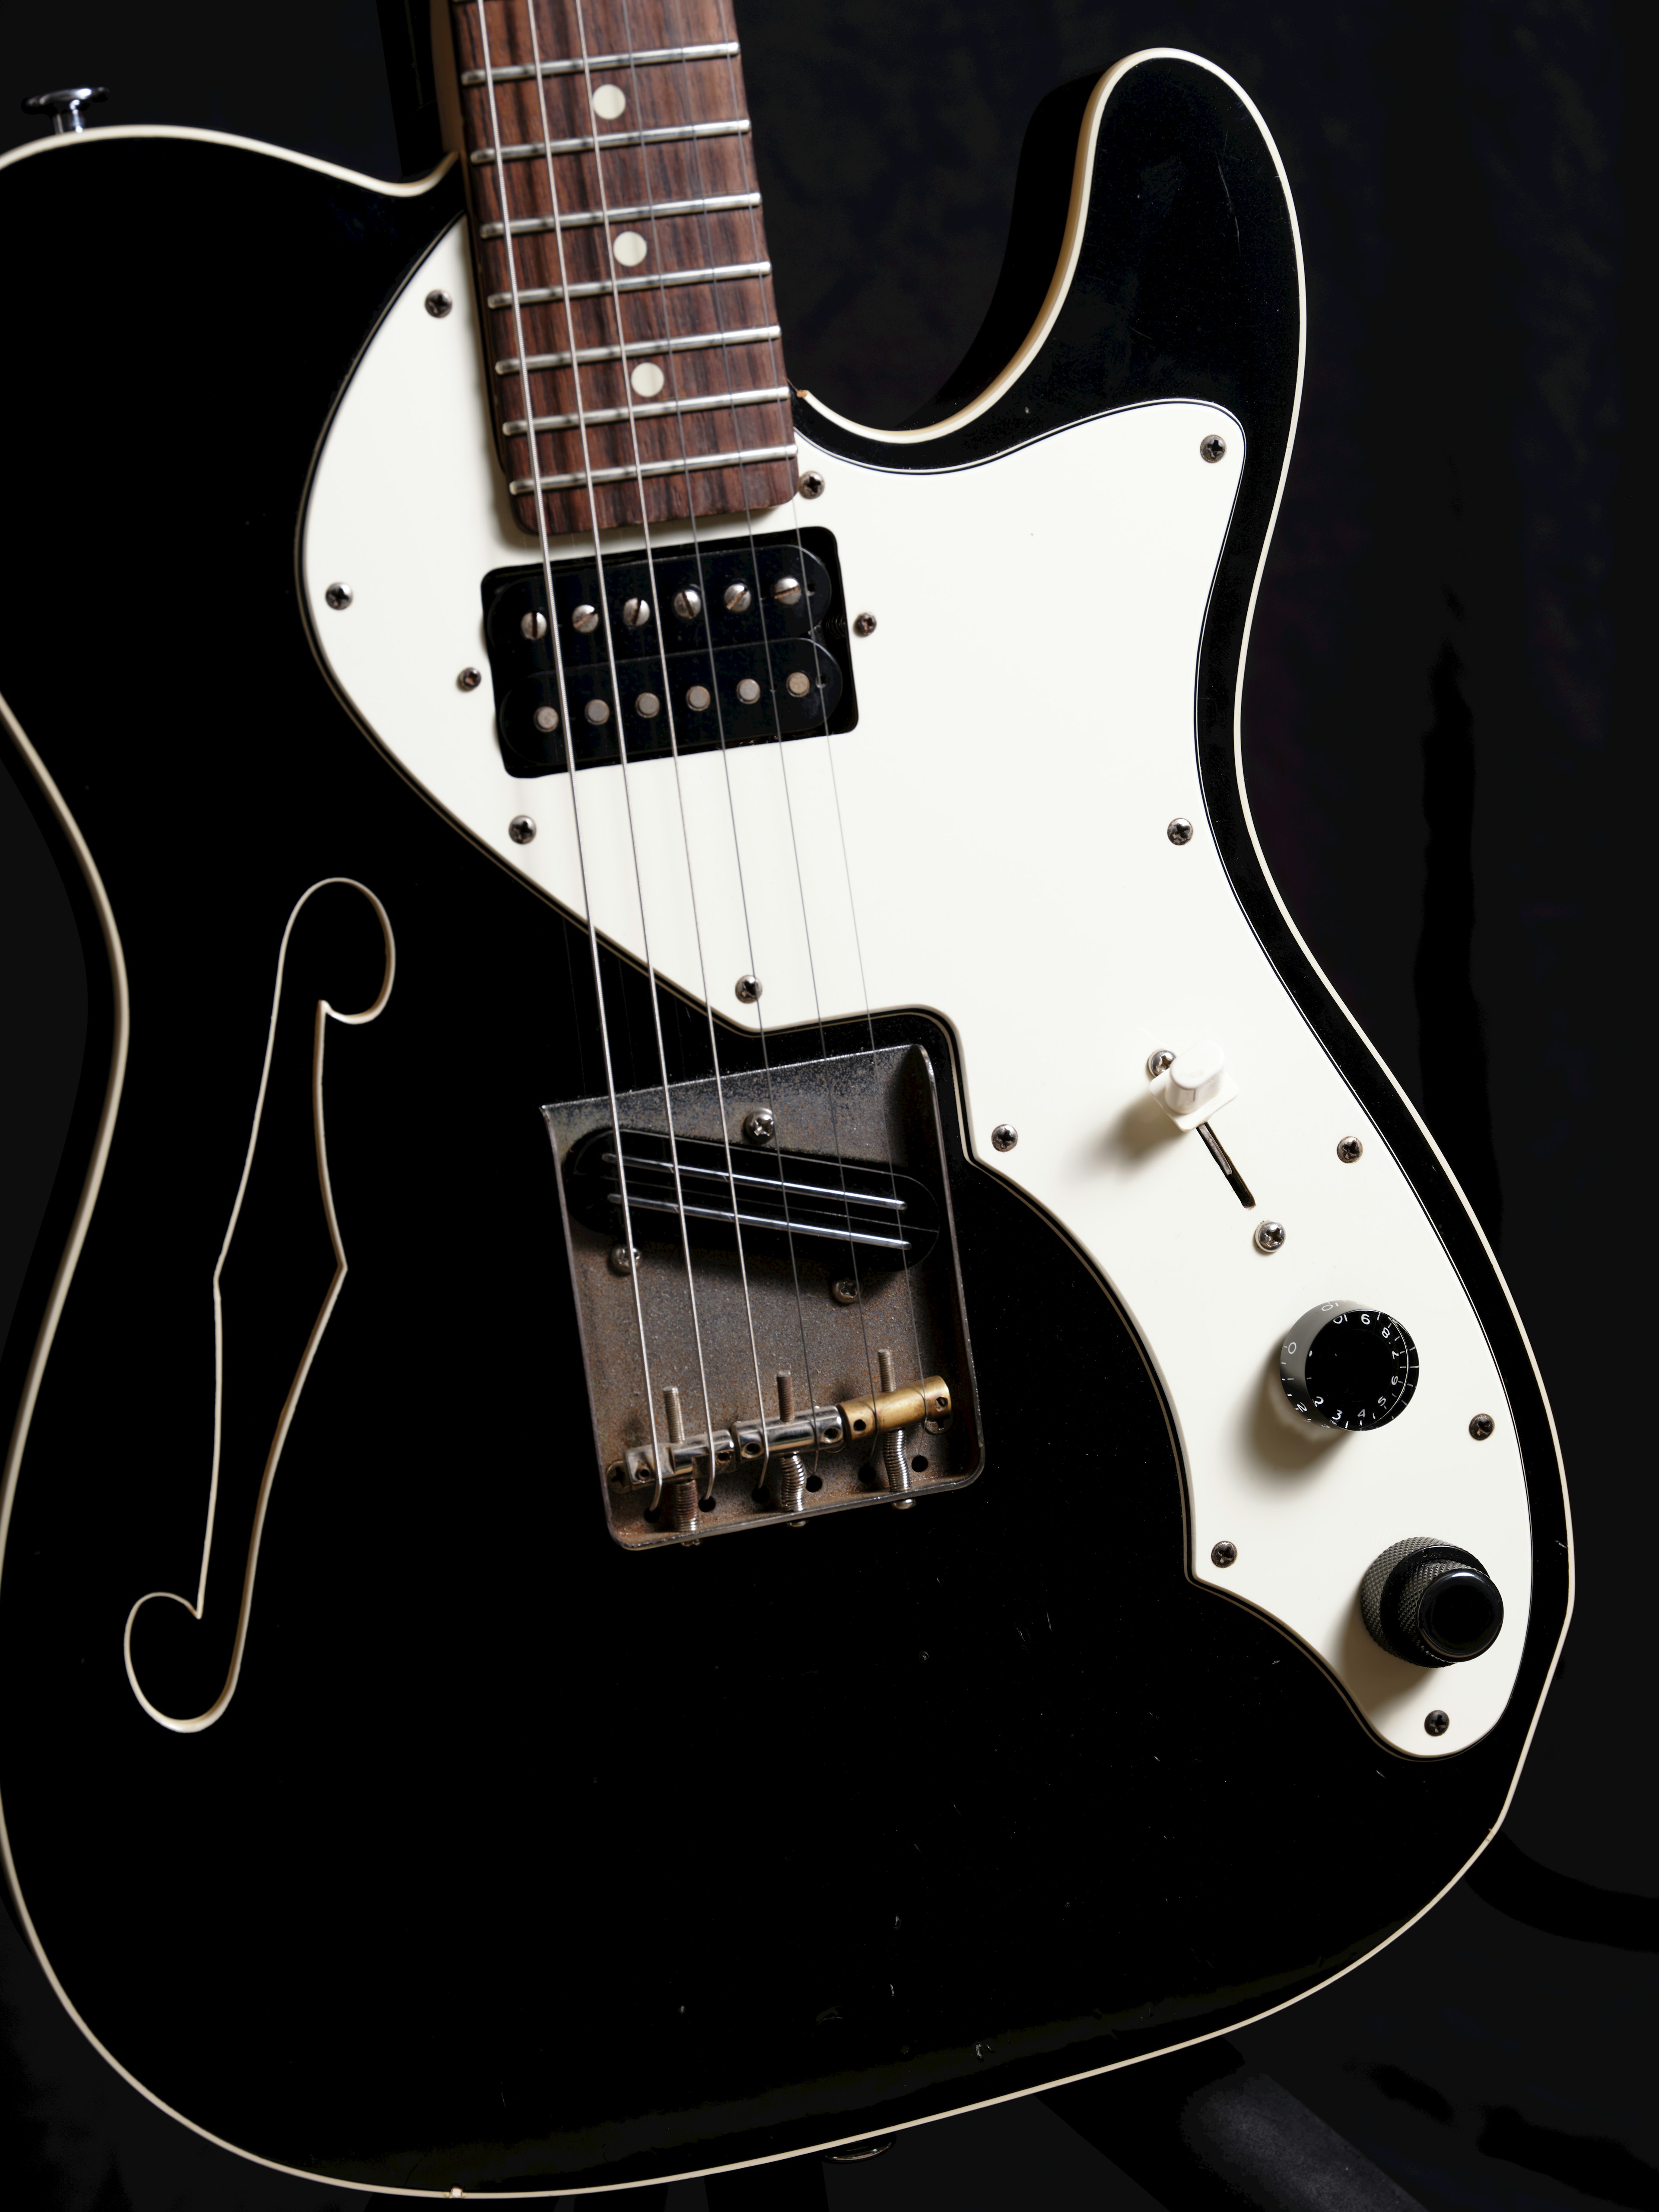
[544,1046,982,1548]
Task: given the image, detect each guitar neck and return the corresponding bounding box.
[447,0,797,537]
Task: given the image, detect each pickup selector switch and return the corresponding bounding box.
[1360,1538,1504,1666]
[1279,1302,1418,1429]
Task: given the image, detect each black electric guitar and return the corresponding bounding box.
[0,5,1569,2195]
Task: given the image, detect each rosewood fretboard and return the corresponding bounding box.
[449,0,796,537]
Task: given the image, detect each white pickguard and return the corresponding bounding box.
[302,218,1535,1757]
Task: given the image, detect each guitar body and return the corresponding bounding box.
[0,53,1569,2199]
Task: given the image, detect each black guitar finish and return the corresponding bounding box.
[0,59,1567,2197]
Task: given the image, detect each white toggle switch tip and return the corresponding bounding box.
[1166,1039,1227,1116]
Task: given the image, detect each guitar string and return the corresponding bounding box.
[509,0,733,1513]
[474,0,671,1503]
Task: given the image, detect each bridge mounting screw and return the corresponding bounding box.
[425,288,454,318]
[1200,433,1227,462]
[799,471,825,499]
[1167,816,1194,845]
[1211,1540,1238,1568]
[735,973,763,1004]
[1255,1220,1286,1253]
[1338,1135,1364,1162]
[508,814,537,845]
[1469,1413,1495,1440]
[992,1123,1018,1153]
[1147,1048,1176,1078]
[324,582,353,610]
[831,1278,860,1306]
[853,611,878,637]
[608,1243,641,1276]
[1424,1709,1450,1737]
[742,1108,776,1145]
[458,665,482,691]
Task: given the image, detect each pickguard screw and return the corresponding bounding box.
[425,288,454,318]
[735,974,763,1004]
[1147,1048,1176,1078]
[1338,1135,1363,1162]
[508,814,537,845]
[799,471,825,499]
[831,1278,860,1306]
[1469,1413,1495,1440]
[852,611,878,637]
[1167,816,1194,845]
[458,665,482,691]
[324,582,353,610]
[608,1243,641,1276]
[1200,433,1227,462]
[992,1123,1018,1152]
[1424,1709,1450,1737]
[1255,1220,1286,1252]
[1211,1540,1238,1568]
[742,1107,775,1145]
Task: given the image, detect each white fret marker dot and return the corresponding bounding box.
[631,362,666,397]
[591,84,626,119]
[612,231,649,267]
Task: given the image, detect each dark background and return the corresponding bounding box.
[0,3,1650,2208]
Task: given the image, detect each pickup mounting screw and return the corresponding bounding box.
[1147,1048,1176,1078]
[458,666,482,691]
[1200,433,1227,462]
[735,974,763,1004]
[742,1108,775,1145]
[1255,1220,1286,1252]
[1211,1540,1238,1568]
[799,471,825,498]
[1167,816,1194,845]
[425,288,454,318]
[607,1243,640,1276]
[992,1123,1018,1152]
[1424,1709,1450,1737]
[1338,1135,1364,1162]
[1469,1413,1495,1440]
[521,610,548,640]
[508,814,537,845]
[324,582,353,610]
[852,611,878,637]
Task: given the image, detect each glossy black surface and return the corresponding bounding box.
[0,63,1566,2196]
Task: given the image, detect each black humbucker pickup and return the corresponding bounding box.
[480,526,858,777]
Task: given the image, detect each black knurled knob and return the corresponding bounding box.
[1360,1537,1504,1667]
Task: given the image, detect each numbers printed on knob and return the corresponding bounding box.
[1279,1302,1419,1430]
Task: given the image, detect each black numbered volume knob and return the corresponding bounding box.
[1360,1538,1504,1667]
[1279,1301,1418,1430]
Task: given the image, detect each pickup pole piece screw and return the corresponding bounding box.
[1255,1220,1286,1252]
[1469,1413,1495,1440]
[458,666,483,691]
[521,609,548,640]
[1147,1048,1176,1078]
[831,1278,860,1306]
[799,471,825,498]
[742,1108,775,1145]
[533,705,559,733]
[852,611,878,637]
[572,604,599,633]
[723,582,753,613]
[1211,1540,1238,1568]
[324,582,353,610]
[736,677,762,705]
[621,596,651,629]
[786,671,812,698]
[773,575,803,606]
[1200,433,1227,462]
[686,684,712,711]
[636,693,660,718]
[673,588,702,619]
[1167,816,1194,845]
[585,699,610,725]
[735,974,763,1004]
[1425,1709,1450,1737]
[1338,1135,1364,1162]
[508,814,537,844]
[992,1123,1018,1152]
[425,288,454,317]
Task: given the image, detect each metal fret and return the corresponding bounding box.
[460,41,741,86]
[503,387,789,437]
[487,261,770,311]
[471,119,749,165]
[495,324,783,378]
[510,445,798,496]
[479,191,760,240]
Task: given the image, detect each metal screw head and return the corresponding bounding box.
[1211,1539,1238,1569]
[636,692,661,718]
[324,582,353,611]
[533,705,560,734]
[686,684,712,712]
[1200,433,1227,462]
[508,814,537,845]
[521,609,548,641]
[991,1123,1018,1153]
[852,611,878,637]
[1424,1709,1450,1738]
[1167,816,1194,845]
[1469,1413,1496,1441]
[1147,1048,1176,1079]
[799,471,826,499]
[742,1107,775,1146]
[621,596,651,629]
[1337,1135,1364,1163]
[785,670,812,698]
[974,2041,994,2059]
[1255,1219,1286,1253]
[831,1278,860,1306]
[572,603,599,633]
[424,288,454,318]
[458,665,483,692]
[735,973,763,1004]
[585,698,611,725]
[673,588,702,620]
[736,677,763,705]
[723,582,753,613]
[773,574,804,606]
[607,1243,641,1277]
